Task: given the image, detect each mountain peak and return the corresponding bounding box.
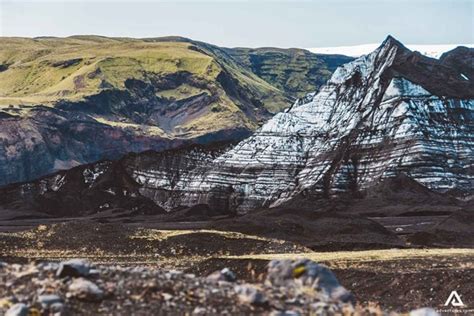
[328,35,474,99]
[378,35,411,56]
[381,35,403,46]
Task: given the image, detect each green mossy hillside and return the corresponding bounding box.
[0,36,352,138]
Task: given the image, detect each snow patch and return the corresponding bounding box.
[383,78,431,101]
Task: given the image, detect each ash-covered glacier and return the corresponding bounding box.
[132,36,473,213]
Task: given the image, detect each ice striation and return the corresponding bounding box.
[127,36,473,213]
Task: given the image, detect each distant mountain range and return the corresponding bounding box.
[0,36,352,185]
[308,43,474,58]
[2,36,472,219]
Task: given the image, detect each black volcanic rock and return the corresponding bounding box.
[0,142,232,218]
[385,37,474,98]
[0,160,165,218]
[440,46,474,81]
[280,174,465,218]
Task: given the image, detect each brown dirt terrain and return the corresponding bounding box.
[0,221,307,268]
[188,251,474,312]
[1,219,473,313]
[207,208,406,251]
[407,210,474,248]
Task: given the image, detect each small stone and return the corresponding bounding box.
[0,296,17,308]
[50,302,64,313]
[57,259,90,278]
[38,294,62,308]
[36,262,59,271]
[192,306,207,315]
[234,285,266,305]
[68,278,104,302]
[161,293,173,301]
[311,301,330,312]
[409,308,440,316]
[164,270,183,280]
[270,311,301,316]
[88,269,100,277]
[5,303,28,316]
[206,268,236,282]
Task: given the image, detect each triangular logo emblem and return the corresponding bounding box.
[444,290,464,307]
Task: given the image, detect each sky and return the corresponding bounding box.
[0,0,473,48]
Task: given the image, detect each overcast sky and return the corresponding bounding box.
[1,0,473,47]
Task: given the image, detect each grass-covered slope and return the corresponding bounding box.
[0,36,292,135]
[0,36,353,134]
[224,47,354,98]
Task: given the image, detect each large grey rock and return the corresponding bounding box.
[68,278,104,302]
[206,268,237,283]
[5,303,28,316]
[38,294,62,308]
[56,259,90,278]
[266,259,354,303]
[234,285,266,305]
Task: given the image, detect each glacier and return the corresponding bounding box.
[130,36,473,213]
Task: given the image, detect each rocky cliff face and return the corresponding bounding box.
[0,142,232,218]
[136,37,473,213]
[0,101,250,187]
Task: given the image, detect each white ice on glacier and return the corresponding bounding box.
[382,78,431,101]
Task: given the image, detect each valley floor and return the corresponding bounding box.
[0,217,473,313]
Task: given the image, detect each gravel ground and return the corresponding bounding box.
[0,258,434,316]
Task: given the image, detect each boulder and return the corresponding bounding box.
[266,259,354,304]
[234,285,267,305]
[57,259,90,278]
[68,278,104,302]
[5,303,28,316]
[206,268,237,283]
